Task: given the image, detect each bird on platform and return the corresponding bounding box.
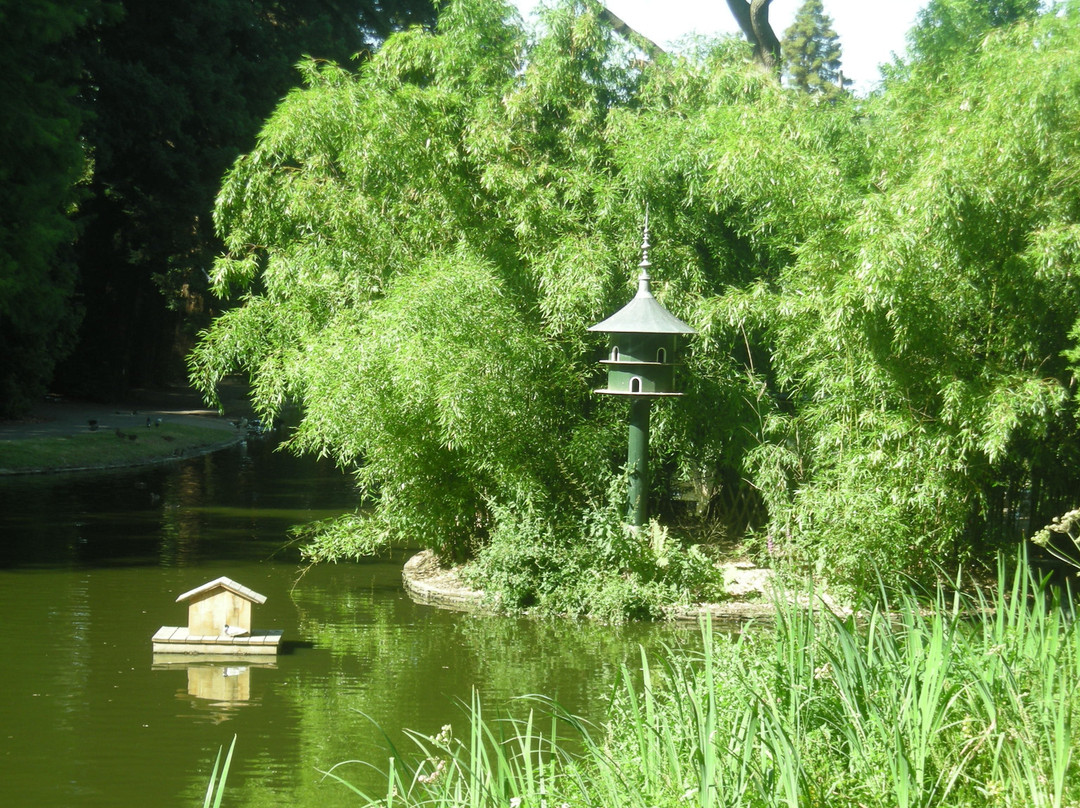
[223,624,249,637]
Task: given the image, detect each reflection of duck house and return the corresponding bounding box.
[152,656,279,704]
[152,576,282,655]
[188,663,252,702]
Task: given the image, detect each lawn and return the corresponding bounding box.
[0,422,242,473]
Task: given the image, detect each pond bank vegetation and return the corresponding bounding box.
[191,0,1080,616]
[208,549,1078,807]
[328,552,1079,807]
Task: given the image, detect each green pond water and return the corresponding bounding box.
[0,440,699,807]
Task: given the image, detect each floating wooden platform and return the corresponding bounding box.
[152,626,282,655]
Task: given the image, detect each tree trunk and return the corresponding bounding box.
[725,0,781,71]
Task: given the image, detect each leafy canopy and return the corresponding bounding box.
[0,0,94,415]
[193,0,1080,606]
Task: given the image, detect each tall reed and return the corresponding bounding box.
[257,551,1079,807]
[202,735,236,808]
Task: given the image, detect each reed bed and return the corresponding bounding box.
[214,553,1079,806]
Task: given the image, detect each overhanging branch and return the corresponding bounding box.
[591,1,666,61]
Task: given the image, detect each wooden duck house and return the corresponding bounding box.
[152,576,282,655]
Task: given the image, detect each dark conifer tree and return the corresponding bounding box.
[54,0,437,399]
[781,0,851,98]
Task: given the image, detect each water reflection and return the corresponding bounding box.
[152,657,281,726]
[0,441,700,807]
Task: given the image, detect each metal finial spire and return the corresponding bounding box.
[639,209,651,276]
[588,211,697,335]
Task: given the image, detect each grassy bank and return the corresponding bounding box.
[0,422,241,473]
[295,553,1076,808]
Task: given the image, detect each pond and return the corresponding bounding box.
[0,439,699,807]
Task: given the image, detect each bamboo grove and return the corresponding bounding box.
[190,0,1080,613]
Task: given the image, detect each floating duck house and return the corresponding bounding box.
[152,576,282,655]
[589,219,695,526]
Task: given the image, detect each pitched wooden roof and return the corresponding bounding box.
[175,576,267,605]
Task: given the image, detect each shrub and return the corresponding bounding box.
[463,478,723,621]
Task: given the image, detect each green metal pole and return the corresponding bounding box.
[627,397,651,527]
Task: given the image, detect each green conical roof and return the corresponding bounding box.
[591,219,696,335]
[588,270,696,334]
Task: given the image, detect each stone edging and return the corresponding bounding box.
[401,550,789,621]
[402,550,493,613]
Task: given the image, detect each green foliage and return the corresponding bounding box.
[781,0,852,98]
[906,0,1042,68]
[291,251,585,560]
[707,1,1080,588]
[202,735,236,808]
[0,0,92,415]
[314,553,1080,807]
[191,0,701,581]
[54,0,438,398]
[463,478,723,620]
[194,0,1080,602]
[592,556,1080,808]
